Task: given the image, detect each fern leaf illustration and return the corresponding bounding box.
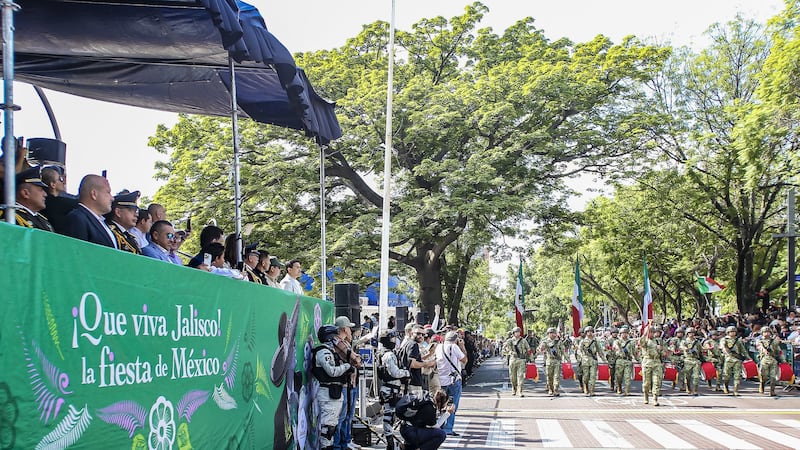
[42,292,64,361]
[96,401,146,438]
[213,383,237,410]
[21,332,72,424]
[254,357,272,400]
[177,390,210,422]
[35,404,92,450]
[244,310,257,352]
[225,311,233,351]
[223,340,239,390]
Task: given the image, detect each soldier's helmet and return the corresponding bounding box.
[512,326,522,333]
[676,327,686,334]
[726,326,737,333]
[610,327,619,334]
[709,329,719,336]
[686,327,696,334]
[651,324,662,331]
[546,327,556,334]
[762,327,772,335]
[619,326,629,333]
[317,325,339,343]
[584,326,594,332]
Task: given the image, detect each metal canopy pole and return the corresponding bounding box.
[2,0,19,224]
[788,189,796,310]
[319,143,327,300]
[229,56,242,265]
[32,85,61,140]
[378,0,396,331]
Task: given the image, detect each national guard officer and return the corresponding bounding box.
[720,325,748,396]
[668,327,686,392]
[577,326,605,396]
[538,327,567,396]
[503,326,530,396]
[312,325,355,449]
[377,329,410,449]
[604,327,620,393]
[639,323,665,406]
[613,326,635,396]
[756,327,784,396]
[680,327,703,396]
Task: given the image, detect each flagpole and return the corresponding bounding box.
[378,0,396,332]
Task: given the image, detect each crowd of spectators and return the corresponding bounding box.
[1,163,304,293]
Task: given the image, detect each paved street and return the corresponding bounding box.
[361,356,800,449]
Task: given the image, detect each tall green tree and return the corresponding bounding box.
[151,3,668,316]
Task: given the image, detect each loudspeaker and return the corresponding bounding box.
[335,305,362,325]
[334,283,360,307]
[27,138,67,167]
[395,306,408,330]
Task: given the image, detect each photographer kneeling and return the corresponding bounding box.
[396,390,454,450]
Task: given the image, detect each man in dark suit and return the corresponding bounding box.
[61,174,116,248]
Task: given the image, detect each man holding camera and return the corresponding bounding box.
[435,331,467,437]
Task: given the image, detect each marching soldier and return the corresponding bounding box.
[703,329,723,391]
[667,327,687,392]
[573,327,586,393]
[604,327,620,393]
[639,323,665,406]
[720,325,748,396]
[503,326,530,396]
[577,326,605,396]
[680,327,703,396]
[613,326,635,396]
[538,327,567,396]
[756,327,784,396]
[312,325,354,450]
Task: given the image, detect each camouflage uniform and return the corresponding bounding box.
[503,327,530,396]
[604,329,619,392]
[679,328,703,395]
[720,326,748,396]
[702,331,723,390]
[667,329,686,391]
[612,329,635,395]
[577,327,605,396]
[757,329,784,396]
[638,325,665,406]
[538,328,566,396]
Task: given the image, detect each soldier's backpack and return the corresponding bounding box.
[395,393,436,427]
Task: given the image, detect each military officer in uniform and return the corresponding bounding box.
[680,327,703,396]
[538,327,567,396]
[613,326,635,396]
[503,326,530,396]
[573,327,586,393]
[703,329,723,391]
[312,324,355,450]
[756,327,784,396]
[639,323,665,406]
[0,167,54,231]
[720,325,748,396]
[668,327,687,392]
[105,190,142,254]
[604,327,620,393]
[577,326,605,396]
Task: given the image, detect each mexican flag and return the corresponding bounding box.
[572,259,584,337]
[642,258,653,330]
[697,275,726,294]
[515,259,525,334]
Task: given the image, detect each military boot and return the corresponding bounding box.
[770,385,776,397]
[733,385,739,396]
[643,389,649,404]
[653,395,660,406]
[723,382,729,394]
[759,381,764,394]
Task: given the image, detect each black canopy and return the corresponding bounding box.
[8,0,341,144]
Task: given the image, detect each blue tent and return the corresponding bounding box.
[8,0,341,144]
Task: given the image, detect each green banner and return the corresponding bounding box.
[0,222,333,449]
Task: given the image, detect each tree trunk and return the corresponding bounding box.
[736,240,757,313]
[414,253,444,326]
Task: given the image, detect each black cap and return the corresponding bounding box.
[113,190,140,209]
[16,166,48,188]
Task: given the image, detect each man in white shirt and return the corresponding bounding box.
[435,331,467,436]
[280,259,304,294]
